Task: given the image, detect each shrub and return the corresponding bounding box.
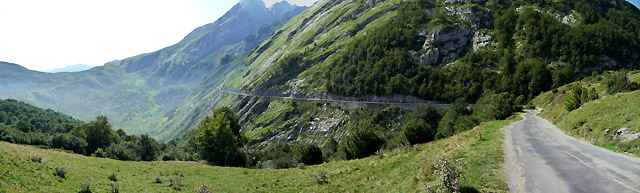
[340,129,384,159]
[54,166,67,179]
[297,163,306,169]
[195,183,213,193]
[312,170,329,184]
[169,176,183,191]
[108,172,118,182]
[294,143,323,165]
[79,180,92,193]
[403,104,441,145]
[426,157,467,193]
[110,183,119,193]
[154,175,162,184]
[29,155,42,163]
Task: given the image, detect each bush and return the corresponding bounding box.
[169,176,183,191]
[55,166,67,179]
[110,183,119,193]
[79,180,92,193]
[426,157,467,193]
[340,129,384,159]
[155,175,162,184]
[195,183,213,193]
[606,71,639,95]
[403,104,441,145]
[29,155,42,163]
[312,170,329,184]
[295,143,323,165]
[108,172,118,182]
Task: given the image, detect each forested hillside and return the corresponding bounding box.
[163,0,640,151]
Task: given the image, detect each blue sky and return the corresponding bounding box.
[0,0,636,71]
[0,0,316,71]
[629,0,640,7]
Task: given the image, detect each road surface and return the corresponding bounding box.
[504,110,640,193]
[217,88,450,109]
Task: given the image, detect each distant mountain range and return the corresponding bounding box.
[45,64,94,73]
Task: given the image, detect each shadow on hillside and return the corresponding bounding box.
[461,186,480,193]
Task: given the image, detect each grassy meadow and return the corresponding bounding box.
[0,116,519,192]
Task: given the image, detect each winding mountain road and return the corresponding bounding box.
[505,110,640,193]
[217,88,450,109]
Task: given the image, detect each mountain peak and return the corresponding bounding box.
[240,0,267,9]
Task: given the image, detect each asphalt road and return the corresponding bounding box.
[504,110,640,193]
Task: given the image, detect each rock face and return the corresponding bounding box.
[472,30,493,51]
[416,28,475,66]
[610,127,640,142]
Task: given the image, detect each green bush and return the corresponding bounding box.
[108,172,118,182]
[426,157,467,193]
[403,104,441,145]
[169,176,183,191]
[29,154,42,163]
[312,170,329,184]
[606,71,639,95]
[195,183,213,193]
[55,166,67,179]
[79,180,92,193]
[340,129,384,159]
[110,182,119,193]
[294,143,323,165]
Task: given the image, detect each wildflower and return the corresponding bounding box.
[423,182,427,187]
[452,180,457,184]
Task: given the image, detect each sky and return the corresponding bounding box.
[0,0,316,71]
[0,0,636,71]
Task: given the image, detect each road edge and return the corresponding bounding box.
[503,113,527,193]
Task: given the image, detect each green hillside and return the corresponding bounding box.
[163,0,640,146]
[0,116,519,192]
[532,70,640,156]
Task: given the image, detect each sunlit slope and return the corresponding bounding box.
[0,117,518,192]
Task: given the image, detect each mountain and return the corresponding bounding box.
[0,0,305,136]
[160,0,640,146]
[46,64,94,73]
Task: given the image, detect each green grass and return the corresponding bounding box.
[533,71,640,156]
[0,117,518,192]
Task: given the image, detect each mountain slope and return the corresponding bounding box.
[0,0,305,136]
[532,70,640,156]
[163,0,640,145]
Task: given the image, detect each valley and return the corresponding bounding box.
[1,0,640,191]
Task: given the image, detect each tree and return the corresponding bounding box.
[340,128,384,159]
[474,91,519,121]
[85,115,116,155]
[403,104,442,145]
[294,143,323,165]
[138,134,160,161]
[193,107,245,166]
[15,120,34,133]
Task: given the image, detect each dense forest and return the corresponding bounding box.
[0,99,184,161]
[275,0,640,103]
